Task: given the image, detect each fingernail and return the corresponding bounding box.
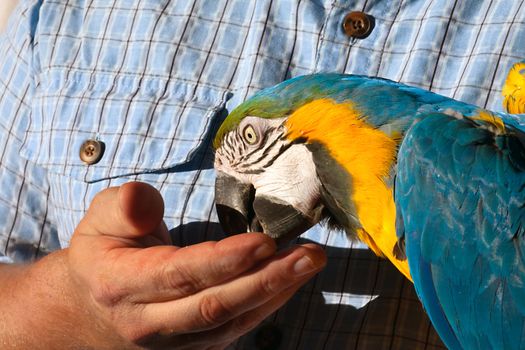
[293,255,318,276]
[254,243,275,260]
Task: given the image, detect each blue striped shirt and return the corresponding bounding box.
[1,0,524,348]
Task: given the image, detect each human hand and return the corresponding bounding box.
[67,182,326,349]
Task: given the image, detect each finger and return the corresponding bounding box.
[187,279,306,347]
[144,283,303,349]
[76,181,165,239]
[114,232,277,302]
[141,243,326,333]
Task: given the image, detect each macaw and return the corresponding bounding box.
[213,69,525,350]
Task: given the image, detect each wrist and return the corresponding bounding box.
[0,250,134,349]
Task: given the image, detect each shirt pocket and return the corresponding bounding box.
[20,68,227,182]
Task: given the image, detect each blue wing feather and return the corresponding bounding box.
[396,112,525,349]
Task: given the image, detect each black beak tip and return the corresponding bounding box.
[216,204,249,235]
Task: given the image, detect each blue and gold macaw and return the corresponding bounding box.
[213,63,525,349]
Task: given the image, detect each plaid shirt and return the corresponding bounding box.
[1,0,524,349]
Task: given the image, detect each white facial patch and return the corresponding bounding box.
[250,143,323,221]
[215,116,324,221]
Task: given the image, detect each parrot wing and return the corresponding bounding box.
[395,111,525,350]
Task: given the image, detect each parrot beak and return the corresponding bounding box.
[215,172,256,235]
[215,172,316,244]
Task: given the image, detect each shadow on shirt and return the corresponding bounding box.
[169,221,446,349]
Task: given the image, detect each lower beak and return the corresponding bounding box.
[215,172,316,243]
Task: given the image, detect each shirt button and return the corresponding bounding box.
[79,139,104,165]
[342,11,375,39]
[254,323,282,350]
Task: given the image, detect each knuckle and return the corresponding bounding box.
[90,275,125,307]
[214,254,249,277]
[257,272,285,297]
[163,263,202,296]
[199,294,233,327]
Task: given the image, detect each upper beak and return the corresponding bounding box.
[215,171,317,243]
[215,172,256,235]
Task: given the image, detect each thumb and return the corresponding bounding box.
[77,181,165,239]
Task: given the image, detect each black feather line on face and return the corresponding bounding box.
[238,141,295,175]
[292,136,308,144]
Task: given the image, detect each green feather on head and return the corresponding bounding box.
[213,74,345,149]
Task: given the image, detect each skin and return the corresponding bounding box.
[0,182,326,349]
[0,0,17,33]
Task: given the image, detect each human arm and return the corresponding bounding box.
[0,182,326,349]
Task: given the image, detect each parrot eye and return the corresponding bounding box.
[243,125,258,145]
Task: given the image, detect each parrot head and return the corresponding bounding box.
[213,74,401,247]
[214,112,327,244]
[214,97,325,243]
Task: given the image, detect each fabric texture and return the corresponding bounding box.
[1,0,524,348]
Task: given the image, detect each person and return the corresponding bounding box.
[0,0,523,349]
[0,0,18,32]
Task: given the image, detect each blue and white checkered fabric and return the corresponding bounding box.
[1,0,524,348]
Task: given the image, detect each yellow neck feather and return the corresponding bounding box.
[503,61,525,114]
[285,99,412,281]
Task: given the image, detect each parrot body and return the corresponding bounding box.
[214,73,525,349]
